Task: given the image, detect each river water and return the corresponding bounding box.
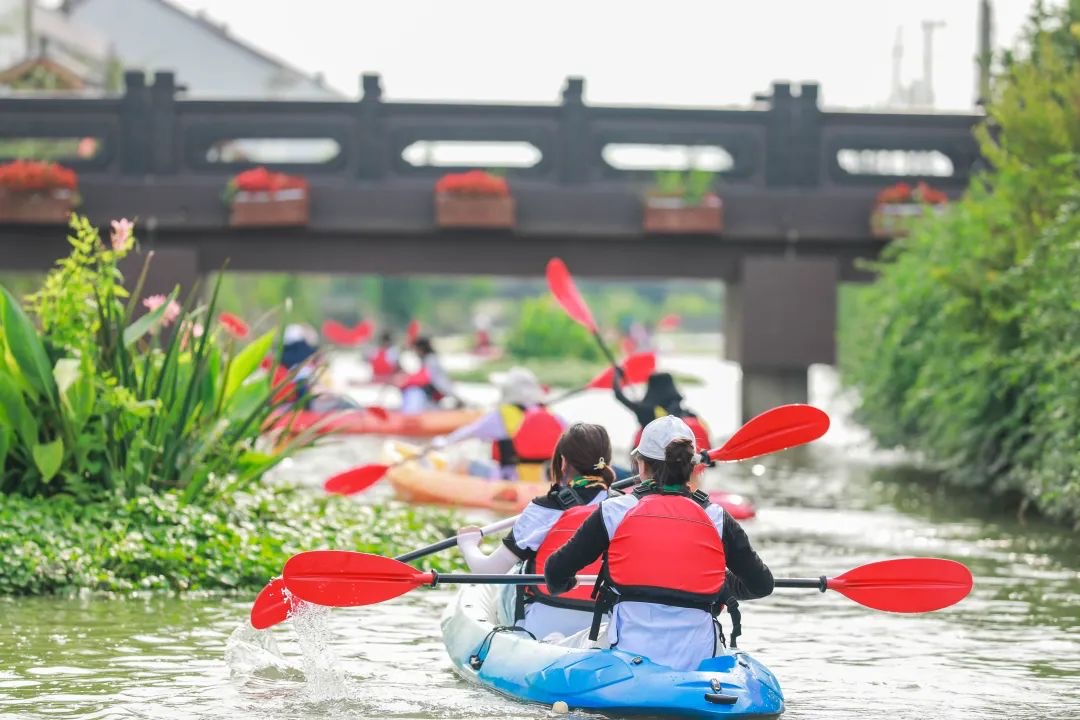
[1,354,1077,720]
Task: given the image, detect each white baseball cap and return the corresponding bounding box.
[631,415,697,461]
[489,366,544,406]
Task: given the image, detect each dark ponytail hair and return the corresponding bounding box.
[549,422,615,487]
[642,438,696,486]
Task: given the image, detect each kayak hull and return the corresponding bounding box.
[441,584,784,718]
[385,441,548,513]
[274,408,483,438]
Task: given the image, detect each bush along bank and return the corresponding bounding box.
[0,483,466,595]
[840,7,1080,526]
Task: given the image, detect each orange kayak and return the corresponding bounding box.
[273,408,483,438]
[384,441,547,513]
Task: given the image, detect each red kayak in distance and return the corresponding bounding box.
[707,490,756,520]
[271,407,484,438]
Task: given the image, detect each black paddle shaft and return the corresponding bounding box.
[774,577,828,592]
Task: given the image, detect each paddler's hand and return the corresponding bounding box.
[456,526,483,548]
[545,576,577,596]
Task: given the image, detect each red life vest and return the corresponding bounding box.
[492,404,563,465]
[370,347,396,378]
[604,491,726,611]
[398,367,444,401]
[521,504,602,611]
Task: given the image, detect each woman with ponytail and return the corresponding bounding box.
[456,423,615,640]
[544,416,773,670]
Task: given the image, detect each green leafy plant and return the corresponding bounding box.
[504,297,602,362]
[839,4,1080,525]
[0,215,321,503]
[651,169,717,205]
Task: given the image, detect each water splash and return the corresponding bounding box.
[288,601,353,702]
[225,623,299,680]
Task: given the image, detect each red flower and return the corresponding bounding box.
[0,160,78,192]
[231,166,307,194]
[435,170,509,197]
[219,312,250,339]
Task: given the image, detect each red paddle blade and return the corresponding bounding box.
[710,404,829,462]
[322,319,354,345]
[352,320,374,344]
[588,352,657,389]
[282,551,434,607]
[546,258,597,333]
[365,405,390,421]
[250,577,297,629]
[829,558,973,613]
[406,320,421,345]
[658,313,682,331]
[323,464,391,495]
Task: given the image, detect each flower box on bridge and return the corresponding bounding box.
[225,167,309,228]
[870,181,949,238]
[0,160,78,224]
[0,188,76,224]
[229,188,309,227]
[434,171,515,229]
[643,193,724,234]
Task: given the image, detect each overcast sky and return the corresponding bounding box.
[167,0,1037,110]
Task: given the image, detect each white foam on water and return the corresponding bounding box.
[288,601,353,702]
[224,622,298,680]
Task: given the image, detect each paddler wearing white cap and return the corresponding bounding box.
[432,366,566,482]
[543,415,774,671]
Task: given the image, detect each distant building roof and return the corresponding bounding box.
[66,0,343,99]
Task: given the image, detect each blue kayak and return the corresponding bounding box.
[441,585,785,718]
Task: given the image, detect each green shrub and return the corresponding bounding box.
[0,216,319,503]
[0,484,466,595]
[840,6,1080,524]
[504,297,602,361]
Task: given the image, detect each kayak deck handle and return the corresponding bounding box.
[704,692,738,705]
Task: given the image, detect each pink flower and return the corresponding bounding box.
[110,218,134,251]
[142,294,181,328]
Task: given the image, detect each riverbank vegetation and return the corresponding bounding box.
[0,218,468,595]
[0,482,464,595]
[840,5,1080,526]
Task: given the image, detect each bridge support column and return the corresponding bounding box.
[120,246,201,307]
[725,256,837,422]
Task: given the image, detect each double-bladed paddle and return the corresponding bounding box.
[280,552,973,614]
[250,403,830,628]
[321,402,827,498]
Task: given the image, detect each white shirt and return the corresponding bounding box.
[600,493,726,671]
[513,493,606,641]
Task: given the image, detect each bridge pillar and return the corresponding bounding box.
[119,246,201,309]
[725,256,837,422]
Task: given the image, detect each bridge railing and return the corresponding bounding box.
[0,71,981,191]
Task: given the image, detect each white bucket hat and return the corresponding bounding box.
[631,415,697,461]
[490,366,544,406]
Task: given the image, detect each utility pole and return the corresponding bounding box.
[888,27,906,107]
[920,19,945,108]
[976,0,994,107]
[23,0,34,58]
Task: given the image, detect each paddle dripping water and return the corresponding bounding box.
[0,361,1077,720]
